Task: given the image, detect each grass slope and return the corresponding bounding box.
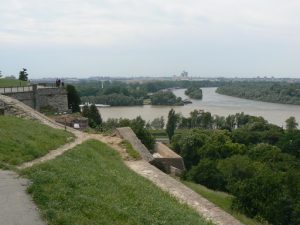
[0,116,73,166]
[23,140,213,225]
[183,181,264,225]
[0,78,28,87]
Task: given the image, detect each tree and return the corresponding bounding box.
[186,159,225,190]
[81,105,90,118]
[66,85,81,113]
[151,116,165,129]
[88,104,102,128]
[166,109,177,140]
[286,116,298,130]
[18,68,28,81]
[130,116,155,150]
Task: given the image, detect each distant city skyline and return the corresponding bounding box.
[1,0,300,79]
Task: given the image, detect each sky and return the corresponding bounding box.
[1,0,300,78]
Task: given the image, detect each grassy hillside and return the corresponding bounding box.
[0,78,28,87]
[183,181,264,225]
[0,116,73,167]
[23,140,213,225]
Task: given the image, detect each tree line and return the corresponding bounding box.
[75,80,225,106]
[217,81,300,105]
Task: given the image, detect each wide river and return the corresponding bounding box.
[99,87,300,127]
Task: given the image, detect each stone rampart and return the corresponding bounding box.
[36,88,68,112]
[2,85,68,113]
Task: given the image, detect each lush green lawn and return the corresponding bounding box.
[183,181,264,225]
[0,78,28,87]
[0,116,73,166]
[23,140,213,225]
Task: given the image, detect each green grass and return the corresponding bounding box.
[0,116,73,166]
[0,78,28,87]
[23,140,213,225]
[183,181,265,225]
[120,140,141,160]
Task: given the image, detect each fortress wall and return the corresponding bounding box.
[36,88,68,112]
[2,86,68,113]
[3,92,35,109]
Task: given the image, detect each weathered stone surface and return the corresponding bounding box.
[3,86,68,113]
[153,142,186,173]
[116,127,154,162]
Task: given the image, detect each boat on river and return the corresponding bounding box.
[79,103,110,108]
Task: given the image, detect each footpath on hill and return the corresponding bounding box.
[0,94,243,225]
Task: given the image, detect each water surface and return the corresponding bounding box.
[99,87,300,126]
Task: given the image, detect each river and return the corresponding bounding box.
[98,87,300,127]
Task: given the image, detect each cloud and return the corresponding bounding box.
[1,0,300,77]
[1,0,299,47]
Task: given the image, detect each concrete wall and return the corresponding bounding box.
[2,86,68,113]
[153,142,186,174]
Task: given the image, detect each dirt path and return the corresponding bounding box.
[0,170,44,225]
[17,133,125,170]
[126,160,243,225]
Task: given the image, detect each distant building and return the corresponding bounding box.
[173,70,191,81]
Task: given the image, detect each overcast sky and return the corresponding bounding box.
[1,0,300,78]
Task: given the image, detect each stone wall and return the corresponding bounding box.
[36,88,68,112]
[3,86,68,113]
[0,95,39,120]
[3,92,35,108]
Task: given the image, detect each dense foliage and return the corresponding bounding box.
[82,94,143,106]
[75,80,225,106]
[81,104,102,128]
[171,110,300,225]
[151,91,183,106]
[150,116,165,129]
[185,87,203,99]
[217,81,300,105]
[66,85,81,112]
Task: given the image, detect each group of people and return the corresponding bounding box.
[55,78,64,87]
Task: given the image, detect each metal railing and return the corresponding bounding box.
[0,86,33,94]
[0,83,58,94]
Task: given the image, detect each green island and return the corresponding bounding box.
[150,90,183,106]
[76,80,223,106]
[216,81,300,105]
[22,140,211,225]
[185,87,203,99]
